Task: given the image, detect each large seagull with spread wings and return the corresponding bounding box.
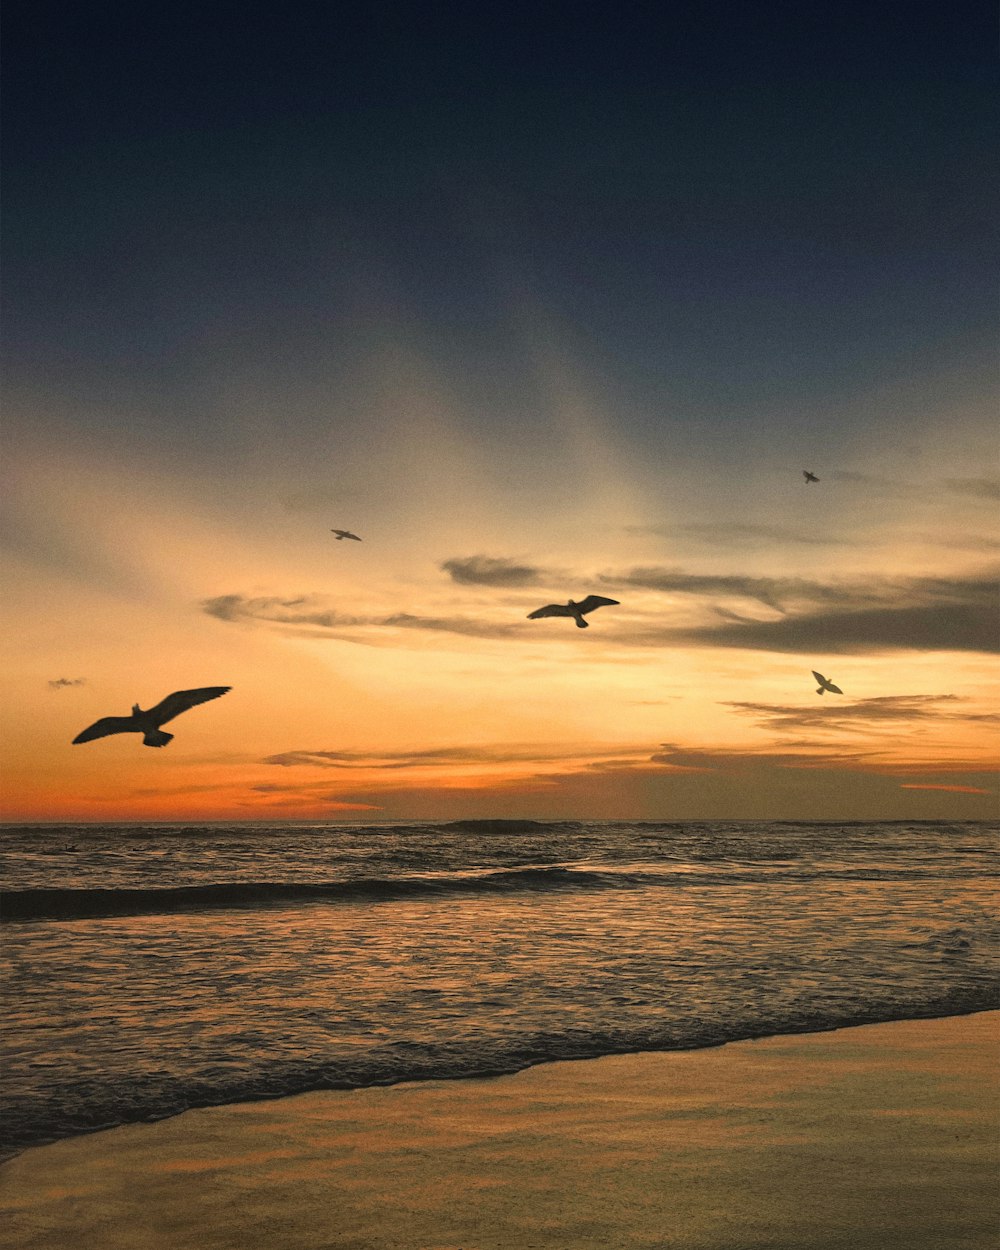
[527,595,620,629]
[72,686,231,748]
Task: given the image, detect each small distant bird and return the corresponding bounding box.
[527,595,620,629]
[72,687,231,748]
[331,529,362,542]
[803,470,820,483]
[812,671,843,695]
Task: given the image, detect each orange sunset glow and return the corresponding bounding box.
[3,356,997,823]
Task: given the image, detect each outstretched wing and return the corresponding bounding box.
[825,682,843,694]
[146,686,231,727]
[73,716,139,744]
[577,595,620,615]
[528,603,573,619]
[811,671,826,684]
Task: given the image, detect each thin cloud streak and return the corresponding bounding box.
[263,744,645,770]
[441,556,544,587]
[899,784,994,794]
[202,594,521,640]
[628,522,852,548]
[944,477,1000,501]
[724,695,996,734]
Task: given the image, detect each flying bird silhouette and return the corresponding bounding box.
[812,671,843,695]
[331,529,362,541]
[527,595,620,628]
[72,687,231,748]
[803,470,820,483]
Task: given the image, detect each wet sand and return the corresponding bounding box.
[2,1012,997,1250]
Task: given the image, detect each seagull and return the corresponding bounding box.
[527,595,620,629]
[812,671,843,695]
[331,529,362,542]
[803,470,820,483]
[72,687,231,748]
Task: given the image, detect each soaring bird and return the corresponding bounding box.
[527,595,620,628]
[803,470,820,483]
[72,687,231,748]
[331,529,362,541]
[812,671,843,695]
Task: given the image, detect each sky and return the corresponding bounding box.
[2,1,997,822]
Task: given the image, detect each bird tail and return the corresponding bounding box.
[816,687,824,695]
[143,729,173,747]
[575,617,589,628]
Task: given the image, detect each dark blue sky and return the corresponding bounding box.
[5,1,996,447]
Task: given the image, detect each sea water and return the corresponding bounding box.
[1,819,997,1159]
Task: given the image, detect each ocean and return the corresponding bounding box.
[1,819,998,1160]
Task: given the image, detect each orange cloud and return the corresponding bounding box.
[898,784,994,794]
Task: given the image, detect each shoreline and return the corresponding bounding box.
[2,1010,997,1249]
[3,1000,997,1163]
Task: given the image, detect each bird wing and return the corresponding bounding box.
[146,686,231,726]
[811,671,827,684]
[528,603,574,619]
[826,682,843,694]
[73,716,139,744]
[577,596,620,615]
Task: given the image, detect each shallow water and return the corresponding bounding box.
[2,819,997,1158]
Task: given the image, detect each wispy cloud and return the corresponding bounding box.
[441,555,544,587]
[263,744,637,770]
[201,594,519,639]
[629,523,851,548]
[605,567,877,612]
[648,743,876,771]
[48,677,86,690]
[944,477,1000,501]
[724,694,996,734]
[899,784,994,794]
[670,592,998,654]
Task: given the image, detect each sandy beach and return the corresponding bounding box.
[2,1011,997,1250]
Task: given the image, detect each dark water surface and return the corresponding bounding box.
[2,819,997,1159]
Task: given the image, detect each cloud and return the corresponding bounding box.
[201,594,349,626]
[944,477,1000,501]
[263,744,635,770]
[646,742,997,779]
[48,677,86,689]
[379,613,521,639]
[606,567,877,612]
[441,556,544,587]
[672,594,998,654]
[899,784,994,794]
[724,694,989,734]
[201,594,519,639]
[648,743,876,772]
[629,523,851,548]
